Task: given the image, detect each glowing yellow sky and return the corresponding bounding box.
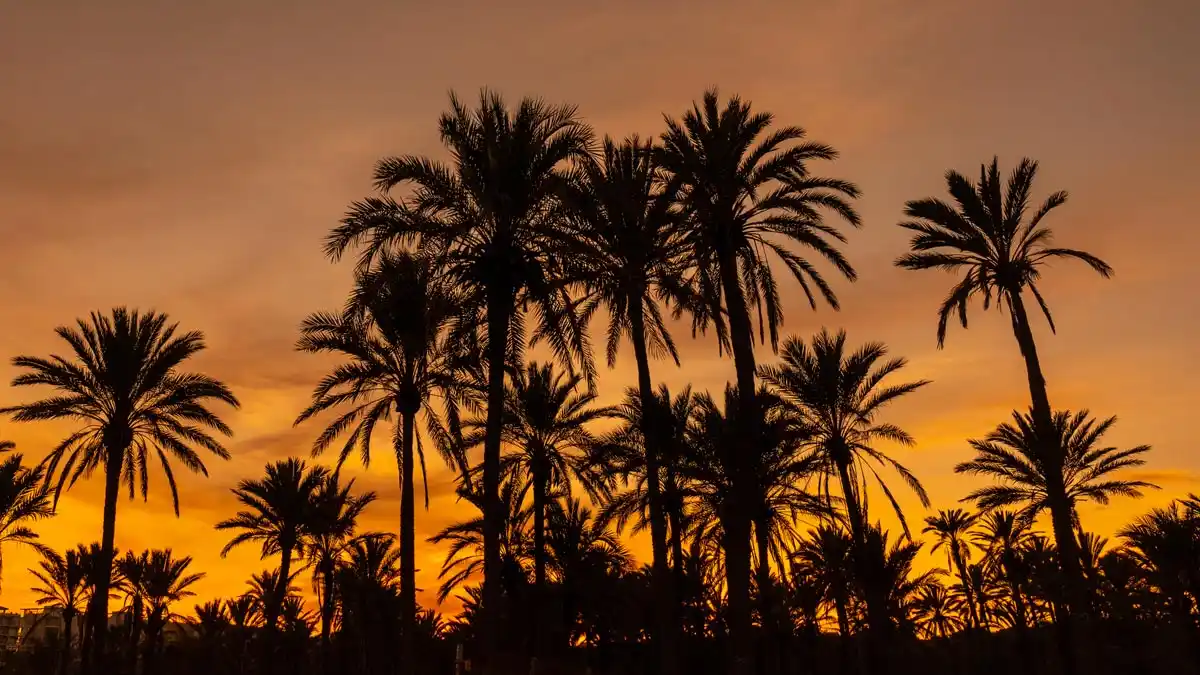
[2,0,1199,615]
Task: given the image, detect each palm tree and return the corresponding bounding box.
[215,458,328,632]
[565,135,689,674]
[0,308,239,669]
[923,509,981,629]
[792,525,855,641]
[304,473,375,671]
[140,549,204,675]
[658,91,861,673]
[29,548,87,675]
[973,511,1033,632]
[957,409,1155,530]
[0,451,54,592]
[1119,502,1200,656]
[912,584,966,639]
[759,329,927,659]
[429,477,533,604]
[489,360,611,645]
[297,250,479,671]
[114,549,151,671]
[326,93,595,652]
[895,157,1113,601]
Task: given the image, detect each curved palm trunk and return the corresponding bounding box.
[84,442,124,675]
[482,289,514,671]
[532,445,548,663]
[628,302,678,675]
[398,408,417,675]
[716,246,757,675]
[1007,292,1083,674]
[950,548,979,630]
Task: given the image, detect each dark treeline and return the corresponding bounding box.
[0,89,1194,675]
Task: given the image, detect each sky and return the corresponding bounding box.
[1,0,1199,615]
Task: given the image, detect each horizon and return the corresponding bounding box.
[2,0,1199,618]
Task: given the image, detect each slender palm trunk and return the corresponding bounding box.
[754,517,776,675]
[1007,292,1082,674]
[127,595,143,675]
[482,289,513,671]
[628,302,677,675]
[399,408,417,675]
[836,461,888,673]
[321,565,335,675]
[669,502,686,642]
[716,246,757,675]
[950,548,979,630]
[833,594,852,675]
[59,611,74,675]
[532,445,548,663]
[84,444,124,675]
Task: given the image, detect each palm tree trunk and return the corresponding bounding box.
[482,290,513,672]
[950,549,978,630]
[754,517,776,675]
[128,595,142,675]
[59,611,74,675]
[833,594,852,675]
[532,446,548,663]
[83,444,124,675]
[321,565,335,675]
[836,462,888,673]
[628,301,677,675]
[399,408,417,675]
[1007,292,1083,674]
[715,246,757,675]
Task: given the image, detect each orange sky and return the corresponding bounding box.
[1,0,1199,615]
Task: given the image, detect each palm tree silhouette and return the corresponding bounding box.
[297,250,478,669]
[923,509,981,630]
[957,409,1156,528]
[114,549,151,672]
[912,584,966,639]
[29,547,87,675]
[792,525,855,651]
[139,549,204,675]
[895,157,1113,608]
[1118,502,1200,658]
[483,361,611,659]
[0,450,53,592]
[566,135,690,675]
[304,473,375,671]
[658,91,860,672]
[327,92,595,654]
[973,511,1033,633]
[216,458,328,633]
[0,308,239,671]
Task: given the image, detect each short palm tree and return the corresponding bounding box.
[912,584,966,639]
[659,93,861,672]
[957,409,1155,529]
[923,509,980,629]
[491,362,611,607]
[895,157,1113,596]
[792,525,855,640]
[327,92,595,638]
[296,249,480,672]
[0,308,239,667]
[140,549,204,675]
[0,451,54,592]
[566,135,689,674]
[216,458,328,631]
[29,548,87,675]
[973,511,1033,631]
[1118,502,1200,648]
[304,473,374,668]
[114,550,151,671]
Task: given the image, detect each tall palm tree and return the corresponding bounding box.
[140,549,204,675]
[895,157,1113,601]
[215,458,328,632]
[0,451,54,592]
[297,250,480,672]
[489,360,611,640]
[29,548,87,675]
[923,509,981,629]
[326,93,595,653]
[0,308,238,670]
[304,473,375,670]
[957,409,1155,529]
[659,91,860,673]
[565,135,689,674]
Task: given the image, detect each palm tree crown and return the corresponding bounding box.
[895,157,1113,345]
[956,409,1156,526]
[0,452,54,592]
